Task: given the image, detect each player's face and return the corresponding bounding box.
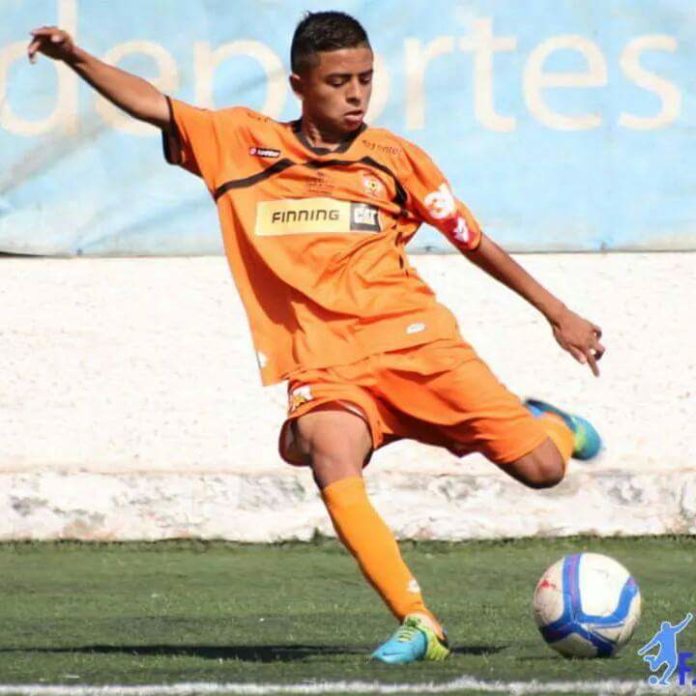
[292,46,374,138]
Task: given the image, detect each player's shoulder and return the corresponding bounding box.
[360,127,435,172]
[214,105,278,129]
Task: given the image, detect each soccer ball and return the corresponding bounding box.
[533,552,642,658]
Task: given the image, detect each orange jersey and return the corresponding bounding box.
[164,99,483,385]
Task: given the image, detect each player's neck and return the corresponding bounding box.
[299,117,357,152]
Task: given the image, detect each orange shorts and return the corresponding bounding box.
[278,338,547,467]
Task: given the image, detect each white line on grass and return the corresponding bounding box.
[0,678,688,696]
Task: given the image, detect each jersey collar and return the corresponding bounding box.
[291,119,367,156]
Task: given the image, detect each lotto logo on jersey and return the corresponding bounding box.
[249,146,281,158]
[255,198,381,236]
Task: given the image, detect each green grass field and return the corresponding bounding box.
[0,536,694,695]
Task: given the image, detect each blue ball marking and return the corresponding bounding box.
[539,553,636,657]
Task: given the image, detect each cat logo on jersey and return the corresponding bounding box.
[255,198,381,236]
[350,202,380,230]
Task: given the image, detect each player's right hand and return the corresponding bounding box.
[27,27,77,64]
[550,306,605,377]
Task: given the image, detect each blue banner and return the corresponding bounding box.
[1,0,693,255]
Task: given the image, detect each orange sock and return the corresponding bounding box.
[538,413,574,462]
[321,476,440,630]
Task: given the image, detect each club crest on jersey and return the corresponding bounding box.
[362,173,384,198]
[249,146,281,159]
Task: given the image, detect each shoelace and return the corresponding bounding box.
[395,620,422,643]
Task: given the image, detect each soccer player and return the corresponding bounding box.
[28,11,604,664]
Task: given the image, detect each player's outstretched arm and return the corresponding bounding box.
[27,26,170,130]
[675,613,694,632]
[466,233,605,376]
[637,635,659,655]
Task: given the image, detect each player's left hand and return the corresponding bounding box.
[27,27,78,64]
[550,306,605,376]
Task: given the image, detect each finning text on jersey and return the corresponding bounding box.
[271,209,340,224]
[255,198,381,236]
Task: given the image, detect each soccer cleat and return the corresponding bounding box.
[525,398,602,460]
[371,614,451,664]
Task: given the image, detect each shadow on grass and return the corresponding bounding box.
[516,653,615,662]
[0,644,505,662]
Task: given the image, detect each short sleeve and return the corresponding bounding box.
[162,97,221,188]
[401,141,482,252]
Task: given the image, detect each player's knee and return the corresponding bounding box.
[293,409,371,487]
[525,453,566,489]
[294,416,362,462]
[509,441,566,489]
[305,442,364,489]
[526,465,565,489]
[299,434,350,469]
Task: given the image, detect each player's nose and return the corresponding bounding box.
[345,78,363,104]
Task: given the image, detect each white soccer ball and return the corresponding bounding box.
[533,552,642,658]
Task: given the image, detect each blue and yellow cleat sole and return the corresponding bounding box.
[525,398,602,461]
[371,615,450,664]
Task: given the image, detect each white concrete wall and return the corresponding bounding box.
[1,253,694,540]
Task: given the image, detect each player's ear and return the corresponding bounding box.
[289,73,304,99]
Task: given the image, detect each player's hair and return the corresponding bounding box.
[290,11,371,74]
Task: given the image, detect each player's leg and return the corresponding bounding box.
[289,405,449,663]
[502,433,567,489]
[525,398,602,461]
[503,396,604,487]
[296,407,431,621]
[372,340,600,490]
[292,407,371,487]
